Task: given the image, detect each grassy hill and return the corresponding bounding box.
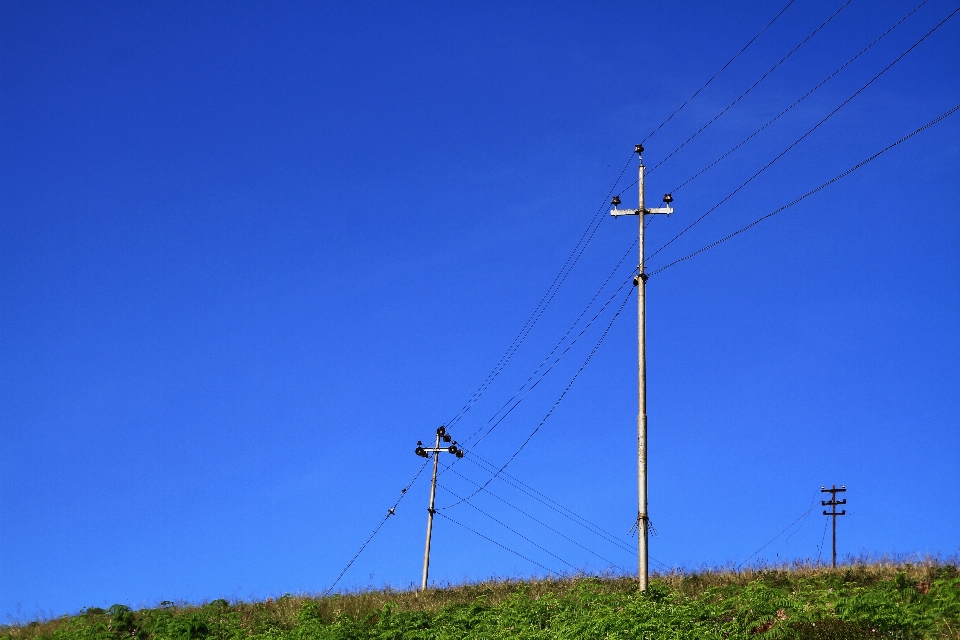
[4,562,958,639]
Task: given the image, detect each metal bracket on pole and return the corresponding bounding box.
[414,425,465,591]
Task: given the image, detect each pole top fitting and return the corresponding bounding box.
[635,144,644,155]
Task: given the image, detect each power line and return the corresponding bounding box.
[437,481,582,572]
[460,253,637,448]
[446,154,636,430]
[670,0,929,195]
[640,0,797,145]
[463,453,639,557]
[646,6,960,266]
[460,454,674,573]
[439,461,632,572]
[736,491,819,570]
[323,459,430,594]
[648,103,960,277]
[439,286,634,509]
[647,0,853,176]
[816,517,830,566]
[460,274,635,451]
[434,511,560,576]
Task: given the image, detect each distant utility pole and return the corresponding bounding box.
[821,484,847,568]
[610,145,674,591]
[414,426,464,590]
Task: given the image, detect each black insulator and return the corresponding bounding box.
[456,450,464,458]
[443,434,451,443]
[448,445,457,454]
[437,425,446,436]
[635,144,644,154]
[663,193,673,203]
[611,195,621,207]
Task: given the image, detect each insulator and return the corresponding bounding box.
[662,193,673,203]
[635,144,644,154]
[611,195,621,207]
[448,445,457,454]
[443,434,452,443]
[456,450,464,458]
[437,425,446,436]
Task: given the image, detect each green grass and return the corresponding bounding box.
[5,562,959,639]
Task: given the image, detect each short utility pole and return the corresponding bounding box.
[414,426,464,590]
[821,484,847,568]
[610,144,673,591]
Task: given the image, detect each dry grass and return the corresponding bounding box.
[4,557,956,639]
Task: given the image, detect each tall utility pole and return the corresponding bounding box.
[414,426,463,590]
[821,484,847,568]
[610,144,673,590]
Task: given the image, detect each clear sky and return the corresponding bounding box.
[2,0,958,621]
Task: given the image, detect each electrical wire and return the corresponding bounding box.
[464,453,638,555]
[446,154,636,430]
[455,274,635,452]
[439,461,631,572]
[816,518,830,566]
[648,103,960,277]
[439,286,634,509]
[437,481,581,572]
[323,459,430,594]
[445,0,799,429]
[647,0,854,176]
[670,0,929,195]
[435,511,560,576]
[645,6,960,266]
[463,456,677,573]
[640,0,797,146]
[736,492,819,570]
[460,258,637,449]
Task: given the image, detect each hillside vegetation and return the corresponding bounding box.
[4,563,959,640]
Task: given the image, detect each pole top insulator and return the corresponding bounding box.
[635,144,644,154]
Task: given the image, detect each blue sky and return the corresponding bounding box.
[2,0,958,620]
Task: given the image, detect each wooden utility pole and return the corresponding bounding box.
[821,484,847,567]
[414,426,463,590]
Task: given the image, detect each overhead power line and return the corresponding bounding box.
[446,154,636,430]
[646,5,960,265]
[670,0,929,194]
[645,0,853,177]
[641,0,797,145]
[439,461,631,572]
[323,459,430,594]
[437,481,581,572]
[464,454,637,555]
[460,258,637,449]
[649,103,960,277]
[439,286,635,509]
[435,511,560,576]
[461,455,673,572]
[736,491,819,570]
